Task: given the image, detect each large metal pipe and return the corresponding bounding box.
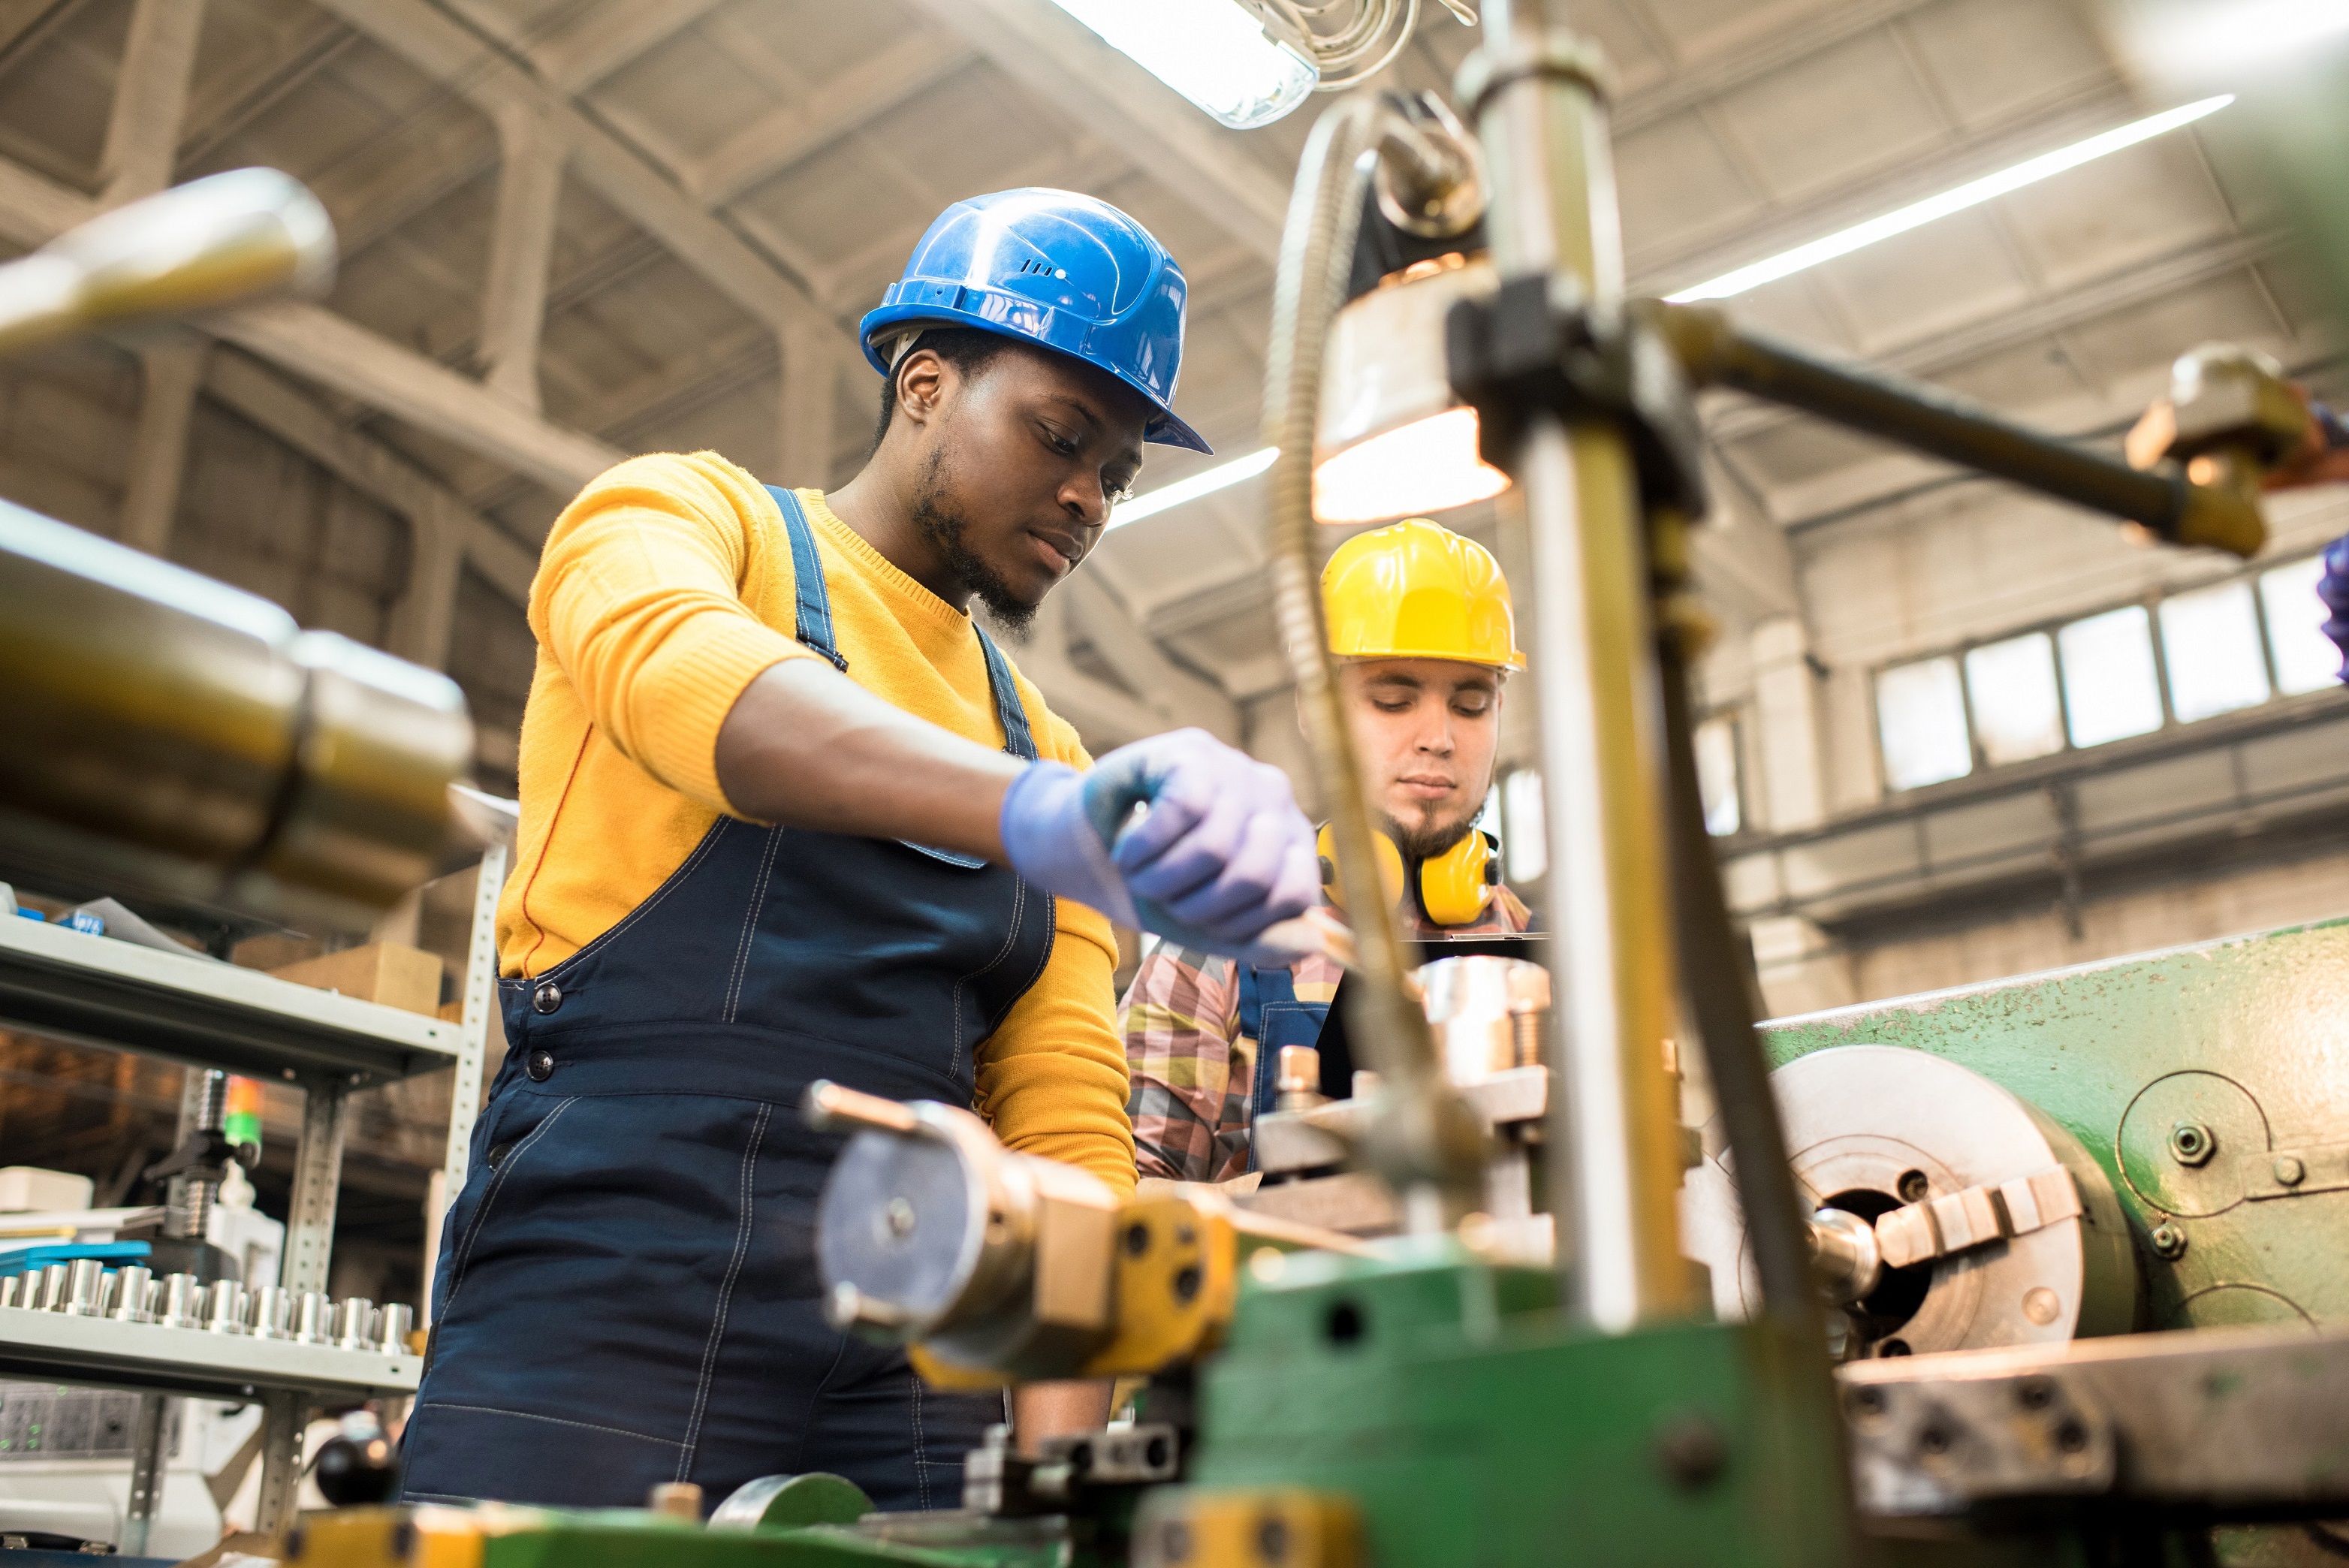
[1465,4,1702,1330]
[1648,302,2266,558]
[0,500,472,930]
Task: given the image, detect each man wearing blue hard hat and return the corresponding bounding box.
[398,191,1316,1512]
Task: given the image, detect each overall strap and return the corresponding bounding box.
[762,485,849,671]
[972,626,1039,761]
[1236,962,1299,1043]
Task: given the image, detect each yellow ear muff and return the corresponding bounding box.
[1316,822,1406,914]
[1418,828,1500,927]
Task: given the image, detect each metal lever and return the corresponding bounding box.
[804,1079,924,1137]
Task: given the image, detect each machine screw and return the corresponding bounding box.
[1896,1170,1931,1204]
[1171,1265,1202,1305]
[1123,1222,1151,1258]
[2016,1379,2055,1411]
[1654,1413,1728,1490]
[2274,1155,2306,1187]
[1159,1521,1193,1563]
[1254,1515,1289,1565]
[882,1198,917,1238]
[2169,1121,2215,1167]
[2150,1223,2188,1259]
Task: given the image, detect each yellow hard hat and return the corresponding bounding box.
[1320,518,1524,670]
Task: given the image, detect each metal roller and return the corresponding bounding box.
[375,1302,415,1355]
[1681,1046,2136,1356]
[246,1284,291,1339]
[155,1273,203,1329]
[204,1280,248,1334]
[333,1297,377,1350]
[0,504,473,928]
[110,1266,155,1323]
[291,1290,333,1346]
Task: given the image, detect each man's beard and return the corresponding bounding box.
[1388,802,1479,864]
[912,451,1038,632]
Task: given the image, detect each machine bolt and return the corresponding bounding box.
[1123,1222,1151,1257]
[882,1198,917,1238]
[1896,1170,1931,1204]
[1654,1413,1728,1490]
[1171,1265,1202,1306]
[1254,1515,1289,1565]
[2274,1155,2306,1187]
[2150,1222,2188,1259]
[2168,1121,2215,1166]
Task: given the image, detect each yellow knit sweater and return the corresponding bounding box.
[498,451,1133,1191]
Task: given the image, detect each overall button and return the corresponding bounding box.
[532,981,562,1015]
[485,1142,514,1168]
[526,1049,555,1082]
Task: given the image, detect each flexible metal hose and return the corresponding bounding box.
[1263,96,1485,1202]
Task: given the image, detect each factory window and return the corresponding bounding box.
[2159,581,2269,722]
[2261,555,2341,695]
[1500,767,1546,884]
[1876,656,1973,791]
[1694,714,1742,836]
[1962,632,2065,766]
[1868,551,2344,798]
[2058,606,2164,747]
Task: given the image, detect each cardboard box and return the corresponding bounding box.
[270,942,444,1017]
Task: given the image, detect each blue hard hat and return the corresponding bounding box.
[859,188,1211,454]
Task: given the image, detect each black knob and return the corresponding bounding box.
[532,980,562,1015]
[526,1049,555,1082]
[312,1433,401,1506]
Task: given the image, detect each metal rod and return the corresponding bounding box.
[1473,1,1701,1329]
[253,1387,304,1538]
[282,1078,349,1295]
[1649,302,2265,558]
[121,1393,167,1557]
[1262,95,1485,1208]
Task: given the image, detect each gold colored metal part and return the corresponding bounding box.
[1133,1488,1363,1568]
[1083,1193,1241,1376]
[284,1506,486,1568]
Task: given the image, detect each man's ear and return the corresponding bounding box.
[895,350,949,429]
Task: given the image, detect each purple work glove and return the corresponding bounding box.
[998,728,1319,960]
[2322,533,2349,686]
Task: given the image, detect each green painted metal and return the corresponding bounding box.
[1760,918,2349,1334]
[473,1512,1071,1568]
[1176,1240,1851,1568]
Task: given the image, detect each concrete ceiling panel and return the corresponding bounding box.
[714,0,918,88]
[856,64,1060,208]
[1997,137,2233,294]
[1636,0,1841,64]
[1616,109,1766,260]
[1726,415,1895,490]
[734,142,929,255]
[1817,207,2033,354]
[2064,270,2284,387]
[1714,29,1949,204]
[583,21,777,161]
[1902,0,2112,130]
[1929,337,2097,413]
[1700,275,1858,352]
[0,1,132,185]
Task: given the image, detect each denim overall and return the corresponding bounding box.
[400,488,1048,1513]
[1239,965,1326,1174]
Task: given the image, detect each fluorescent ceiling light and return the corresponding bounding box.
[1108,445,1280,529]
[2133,0,2349,77]
[1045,0,1316,129]
[1666,95,2236,303]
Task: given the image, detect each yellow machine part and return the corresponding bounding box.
[285,1506,486,1568]
[1132,1488,1363,1568]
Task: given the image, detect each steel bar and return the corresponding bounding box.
[1472,0,1699,1330]
[282,1078,350,1296]
[1651,303,2265,557]
[254,1386,305,1538]
[121,1392,167,1556]
[442,839,508,1195]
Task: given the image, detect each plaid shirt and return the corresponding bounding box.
[1121,885,1533,1182]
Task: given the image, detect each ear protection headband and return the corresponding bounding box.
[1315,822,1500,928]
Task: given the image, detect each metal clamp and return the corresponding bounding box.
[1874,1167,2084,1271]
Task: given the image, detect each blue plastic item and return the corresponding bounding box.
[14,908,42,921]
[63,910,102,935]
[858,188,1211,454]
[0,1241,151,1277]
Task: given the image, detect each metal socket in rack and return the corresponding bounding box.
[291,1290,333,1346]
[63,1258,106,1316]
[205,1279,249,1334]
[156,1272,204,1329]
[376,1302,414,1355]
[247,1284,291,1339]
[0,1274,17,1308]
[333,1297,377,1351]
[109,1266,155,1323]
[37,1263,68,1310]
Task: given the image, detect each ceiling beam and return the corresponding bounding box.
[178,12,357,169]
[894,0,1286,262]
[1612,0,1943,134]
[693,32,977,206]
[98,0,205,202]
[309,0,863,367]
[478,107,568,410]
[1060,571,1238,742]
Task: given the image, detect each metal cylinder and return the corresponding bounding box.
[1464,2,1700,1331]
[0,502,472,932]
[109,1267,155,1323]
[204,1279,248,1334]
[63,1258,106,1316]
[376,1301,415,1355]
[38,1263,68,1311]
[246,1284,291,1339]
[170,1069,230,1243]
[0,1274,19,1308]
[156,1273,203,1329]
[290,1290,333,1345]
[333,1297,377,1350]
[1418,956,1551,1082]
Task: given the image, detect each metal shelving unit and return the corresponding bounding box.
[0,810,513,1543]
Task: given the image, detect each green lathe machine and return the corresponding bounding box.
[9,3,2348,1568]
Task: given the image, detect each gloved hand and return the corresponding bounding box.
[999,728,1319,960]
[2320,532,2349,685]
